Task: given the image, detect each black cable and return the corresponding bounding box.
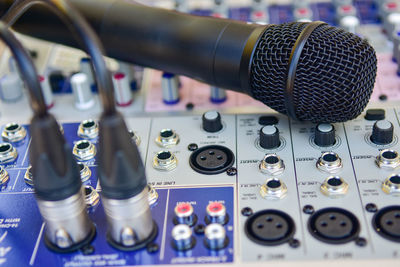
[0,21,47,116]
[2,0,117,115]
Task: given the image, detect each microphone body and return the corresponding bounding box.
[0,0,263,95]
[0,0,377,122]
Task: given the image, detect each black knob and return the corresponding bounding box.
[202,110,223,133]
[49,71,66,93]
[371,120,394,145]
[260,125,280,149]
[314,123,336,147]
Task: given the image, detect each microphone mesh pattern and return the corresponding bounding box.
[250,22,377,123]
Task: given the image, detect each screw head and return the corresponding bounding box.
[355,237,367,247]
[303,205,315,214]
[187,143,198,151]
[241,207,253,217]
[146,243,159,253]
[194,224,205,235]
[365,203,378,213]
[289,238,300,248]
[379,94,387,101]
[226,167,237,176]
[186,103,194,110]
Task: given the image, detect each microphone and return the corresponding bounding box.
[0,0,377,122]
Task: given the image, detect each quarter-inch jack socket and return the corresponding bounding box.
[376,149,400,169]
[0,143,18,164]
[153,151,178,171]
[2,123,27,143]
[155,129,180,148]
[78,119,99,139]
[316,152,343,173]
[0,166,9,187]
[73,140,96,161]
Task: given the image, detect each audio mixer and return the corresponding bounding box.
[0,0,400,267]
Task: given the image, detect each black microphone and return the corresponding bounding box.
[0,0,377,122]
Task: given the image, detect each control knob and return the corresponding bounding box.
[314,123,336,147]
[371,120,394,145]
[259,125,280,149]
[202,111,223,133]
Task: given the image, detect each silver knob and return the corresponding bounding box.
[0,74,23,102]
[161,72,180,104]
[80,58,95,87]
[39,75,54,109]
[70,73,95,110]
[112,72,133,107]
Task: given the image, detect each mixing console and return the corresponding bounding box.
[0,0,400,266]
[0,106,400,266]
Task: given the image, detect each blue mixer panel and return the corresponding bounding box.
[0,123,234,266]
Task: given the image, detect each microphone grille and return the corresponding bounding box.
[250,22,377,123]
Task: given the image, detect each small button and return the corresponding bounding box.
[365,109,385,121]
[49,71,66,93]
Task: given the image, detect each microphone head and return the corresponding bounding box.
[250,22,377,123]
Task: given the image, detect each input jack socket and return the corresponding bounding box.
[147,185,158,207]
[73,140,96,161]
[24,166,33,186]
[316,152,343,173]
[320,176,349,197]
[0,166,9,186]
[153,151,177,171]
[376,149,400,170]
[155,129,180,148]
[259,154,285,175]
[78,163,91,183]
[382,174,400,196]
[129,130,141,146]
[2,123,27,143]
[260,178,287,200]
[77,120,99,139]
[84,185,100,208]
[0,143,18,164]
